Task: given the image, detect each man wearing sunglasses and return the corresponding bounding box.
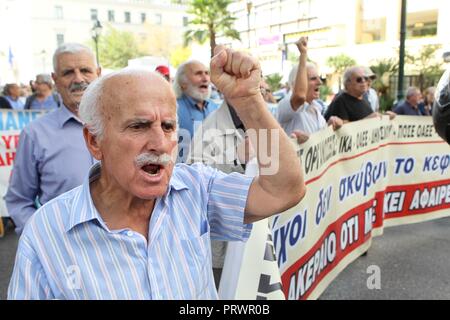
[325,66,388,123]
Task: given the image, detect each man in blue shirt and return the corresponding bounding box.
[0,84,24,109]
[8,46,305,300]
[4,43,100,234]
[173,60,219,162]
[24,74,60,110]
[393,87,423,116]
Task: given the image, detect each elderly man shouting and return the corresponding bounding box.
[8,46,305,300]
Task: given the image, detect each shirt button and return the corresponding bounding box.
[126,231,134,237]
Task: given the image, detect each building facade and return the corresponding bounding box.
[225,0,450,88]
[0,0,187,84]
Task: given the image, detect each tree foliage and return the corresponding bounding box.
[95,27,144,69]
[265,73,283,92]
[370,58,398,111]
[326,54,357,89]
[170,46,193,67]
[184,0,240,57]
[405,44,444,91]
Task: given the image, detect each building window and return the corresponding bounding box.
[90,9,98,21]
[141,13,146,24]
[359,18,386,43]
[125,11,131,23]
[406,10,438,38]
[155,13,162,25]
[357,0,387,44]
[55,6,63,19]
[108,10,115,22]
[56,34,65,47]
[183,16,188,27]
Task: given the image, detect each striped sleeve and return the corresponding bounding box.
[205,167,254,241]
[7,239,53,300]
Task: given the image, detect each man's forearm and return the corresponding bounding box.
[229,95,304,193]
[290,53,308,111]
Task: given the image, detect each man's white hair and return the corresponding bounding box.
[53,43,96,72]
[406,86,420,99]
[173,60,206,98]
[343,66,363,89]
[79,68,171,141]
[288,62,318,88]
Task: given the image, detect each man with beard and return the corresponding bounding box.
[173,60,219,162]
[278,37,343,144]
[5,43,100,234]
[8,46,305,300]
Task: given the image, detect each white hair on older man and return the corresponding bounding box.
[288,62,318,89]
[406,86,421,99]
[79,68,176,141]
[173,60,210,99]
[343,66,364,89]
[53,43,96,72]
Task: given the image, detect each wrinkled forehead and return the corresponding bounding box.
[352,68,365,79]
[307,66,319,77]
[187,62,208,74]
[103,73,176,115]
[56,51,95,70]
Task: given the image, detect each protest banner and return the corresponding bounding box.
[0,109,47,217]
[223,116,450,300]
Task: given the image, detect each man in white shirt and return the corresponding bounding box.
[277,37,342,143]
[364,67,379,113]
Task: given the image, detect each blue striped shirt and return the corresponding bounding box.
[8,162,253,300]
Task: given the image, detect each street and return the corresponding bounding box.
[0,220,18,300]
[320,216,450,299]
[1,216,450,300]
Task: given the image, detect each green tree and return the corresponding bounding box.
[95,27,144,69]
[183,0,240,58]
[326,54,357,89]
[265,73,283,92]
[170,46,193,68]
[370,58,398,111]
[405,44,444,91]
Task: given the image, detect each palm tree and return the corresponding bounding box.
[326,54,357,90]
[184,0,240,58]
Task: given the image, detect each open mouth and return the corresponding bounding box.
[199,84,208,90]
[141,164,163,176]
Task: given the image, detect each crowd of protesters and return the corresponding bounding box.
[0,36,439,300]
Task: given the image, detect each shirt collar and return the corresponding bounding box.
[66,162,189,232]
[56,104,83,128]
[66,162,105,232]
[405,101,418,110]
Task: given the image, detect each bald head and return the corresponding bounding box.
[79,69,177,140]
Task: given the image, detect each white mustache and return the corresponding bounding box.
[135,153,172,167]
[70,82,89,92]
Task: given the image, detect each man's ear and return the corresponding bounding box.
[83,127,102,160]
[96,67,102,77]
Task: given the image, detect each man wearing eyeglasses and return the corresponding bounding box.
[325,66,382,123]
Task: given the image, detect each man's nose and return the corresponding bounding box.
[146,126,174,153]
[73,70,85,83]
